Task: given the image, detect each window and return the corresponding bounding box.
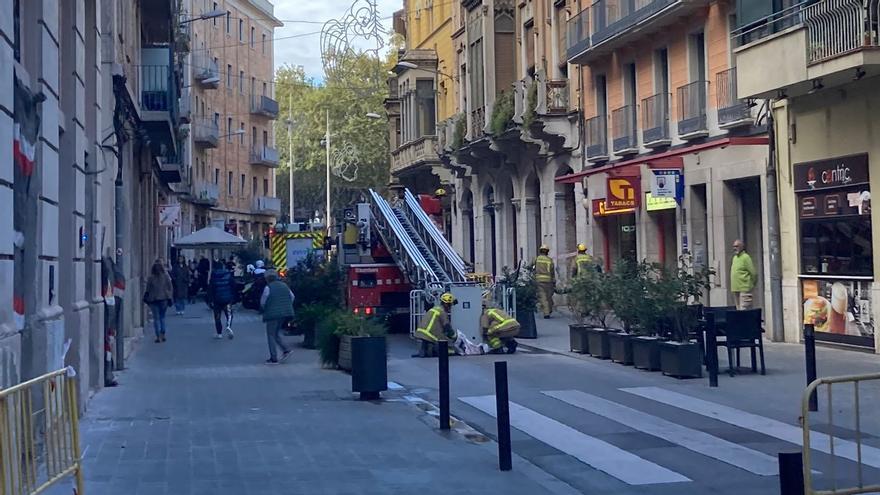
[262,82,267,96]
[226,64,232,88]
[228,171,233,195]
[263,179,269,195]
[240,122,245,144]
[524,21,535,72]
[800,217,873,276]
[250,27,255,48]
[252,177,257,196]
[251,77,256,96]
[262,130,268,147]
[213,112,219,126]
[241,174,246,194]
[214,168,219,184]
[252,126,257,149]
[262,34,266,54]
[239,19,243,42]
[416,79,436,137]
[13,0,21,61]
[227,117,233,141]
[212,2,218,26]
[239,70,244,93]
[226,11,231,33]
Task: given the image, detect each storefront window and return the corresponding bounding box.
[800,216,872,276]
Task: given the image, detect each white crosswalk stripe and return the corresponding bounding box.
[623,386,880,468]
[459,395,690,485]
[543,390,779,476]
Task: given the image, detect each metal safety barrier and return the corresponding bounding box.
[802,372,880,495]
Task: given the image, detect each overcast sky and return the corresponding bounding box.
[272,0,399,81]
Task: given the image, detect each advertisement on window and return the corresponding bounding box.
[802,278,874,348]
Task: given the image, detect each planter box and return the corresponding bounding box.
[338,335,353,371]
[585,328,611,359]
[351,336,387,400]
[517,311,537,339]
[569,324,590,353]
[632,336,663,371]
[608,332,634,365]
[302,327,316,349]
[659,341,703,378]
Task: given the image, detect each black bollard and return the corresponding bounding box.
[495,361,512,471]
[778,451,804,495]
[438,341,450,430]
[804,324,818,412]
[705,312,719,388]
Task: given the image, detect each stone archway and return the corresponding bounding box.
[524,172,542,256]
[555,165,577,256]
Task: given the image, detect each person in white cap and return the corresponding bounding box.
[253,260,266,276]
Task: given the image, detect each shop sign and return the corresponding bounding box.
[592,198,634,217]
[606,176,640,209]
[650,169,683,202]
[798,190,870,219]
[645,193,677,212]
[793,153,869,192]
[158,204,180,227]
[802,278,875,348]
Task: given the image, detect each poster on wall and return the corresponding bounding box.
[803,279,875,348]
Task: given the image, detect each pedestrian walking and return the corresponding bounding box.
[197,256,210,295]
[730,239,757,310]
[531,245,556,318]
[260,269,294,364]
[144,261,173,343]
[171,256,190,315]
[208,260,236,340]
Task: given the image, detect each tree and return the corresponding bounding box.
[273,46,395,222]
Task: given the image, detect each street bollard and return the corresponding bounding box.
[705,312,718,388]
[778,451,805,495]
[495,361,512,471]
[438,340,450,430]
[804,324,818,412]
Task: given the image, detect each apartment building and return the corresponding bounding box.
[734,0,880,351]
[182,0,282,241]
[0,0,186,396]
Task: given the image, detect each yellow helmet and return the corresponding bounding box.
[440,292,457,305]
[577,243,587,253]
[434,187,447,197]
[539,245,550,253]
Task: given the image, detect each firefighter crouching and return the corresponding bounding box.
[570,243,597,278]
[481,293,519,354]
[532,245,556,318]
[412,292,457,358]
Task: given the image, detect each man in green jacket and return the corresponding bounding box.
[260,270,294,364]
[730,239,757,310]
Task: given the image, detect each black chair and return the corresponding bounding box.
[699,306,734,366]
[716,308,765,376]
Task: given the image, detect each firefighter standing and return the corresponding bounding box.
[570,243,595,278]
[481,293,520,354]
[412,292,457,358]
[532,245,556,318]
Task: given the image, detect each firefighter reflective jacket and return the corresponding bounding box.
[571,253,594,278]
[533,255,555,283]
[480,306,520,339]
[415,305,453,342]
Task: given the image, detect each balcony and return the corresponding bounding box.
[566,8,591,62]
[193,55,220,89]
[611,105,638,155]
[715,68,753,129]
[190,181,219,206]
[641,93,670,147]
[251,95,280,119]
[250,146,280,168]
[193,120,219,148]
[253,196,282,215]
[585,115,609,162]
[179,88,191,124]
[676,80,708,139]
[735,0,880,99]
[156,154,182,183]
[137,56,178,153]
[391,135,441,175]
[569,0,706,64]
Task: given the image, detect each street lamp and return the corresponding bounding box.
[365,112,382,120]
[394,62,458,81]
[180,9,226,25]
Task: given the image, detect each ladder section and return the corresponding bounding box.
[367,189,441,287]
[402,189,469,282]
[390,206,451,284]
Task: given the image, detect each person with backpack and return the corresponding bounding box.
[208,259,235,340]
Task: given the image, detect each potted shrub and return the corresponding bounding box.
[317,310,387,376]
[286,254,344,348]
[568,264,611,354]
[500,266,538,339]
[605,260,652,364]
[631,264,676,371]
[657,257,714,378]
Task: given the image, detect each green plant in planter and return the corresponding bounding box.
[499,265,538,314]
[522,79,538,128]
[666,255,714,342]
[317,310,387,368]
[490,90,515,136]
[569,264,612,328]
[451,113,466,150]
[285,253,344,309]
[606,259,654,333]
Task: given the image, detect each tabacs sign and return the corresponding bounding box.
[793,153,869,192]
[592,199,634,217]
[606,176,639,209]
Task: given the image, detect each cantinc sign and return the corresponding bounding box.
[793,153,869,192]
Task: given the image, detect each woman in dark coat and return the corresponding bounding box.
[171,256,191,315]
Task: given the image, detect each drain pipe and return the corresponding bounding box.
[112,75,127,370]
[765,101,785,342]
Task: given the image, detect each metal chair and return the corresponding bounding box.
[716,308,765,376]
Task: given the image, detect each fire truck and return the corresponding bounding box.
[267,223,326,275]
[337,188,515,341]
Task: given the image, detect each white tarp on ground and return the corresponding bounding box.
[452,330,488,355]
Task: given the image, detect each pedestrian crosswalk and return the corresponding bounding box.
[459,386,862,488]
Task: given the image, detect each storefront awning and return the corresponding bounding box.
[555,136,769,184]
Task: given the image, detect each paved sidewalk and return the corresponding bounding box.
[56,304,567,495]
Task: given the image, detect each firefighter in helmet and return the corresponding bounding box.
[570,243,596,278]
[412,292,457,358]
[531,245,556,318]
[480,291,520,354]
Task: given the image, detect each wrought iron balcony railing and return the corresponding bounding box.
[612,104,638,154]
[715,68,752,127]
[641,92,670,146]
[585,115,609,160]
[676,80,708,138]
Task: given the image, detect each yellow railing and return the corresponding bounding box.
[802,372,880,495]
[0,369,84,495]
